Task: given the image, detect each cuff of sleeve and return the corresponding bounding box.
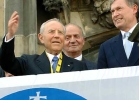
[4,35,15,42]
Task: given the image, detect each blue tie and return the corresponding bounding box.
[124,32,132,59]
[52,56,58,72]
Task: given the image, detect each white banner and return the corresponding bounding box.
[0,66,139,100]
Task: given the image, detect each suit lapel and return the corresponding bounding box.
[128,42,139,65]
[36,52,51,73]
[110,33,128,66]
[35,52,75,73]
[60,53,74,72]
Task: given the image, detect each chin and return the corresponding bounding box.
[53,48,62,51]
[69,49,78,52]
[115,22,123,28]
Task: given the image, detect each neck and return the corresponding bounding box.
[46,50,61,56]
[65,51,81,58]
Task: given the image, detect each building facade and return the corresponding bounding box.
[1,0,120,62]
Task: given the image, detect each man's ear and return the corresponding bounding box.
[133,4,138,14]
[38,33,44,44]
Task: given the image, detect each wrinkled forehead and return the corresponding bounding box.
[66,25,82,34]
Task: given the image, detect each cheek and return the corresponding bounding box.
[61,36,65,42]
[45,34,53,41]
[78,41,84,47]
[112,16,115,21]
[43,37,48,42]
[43,37,51,46]
[78,40,84,44]
[63,41,69,49]
[64,41,67,45]
[65,42,69,47]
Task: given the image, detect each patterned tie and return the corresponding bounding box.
[124,32,132,59]
[52,56,58,72]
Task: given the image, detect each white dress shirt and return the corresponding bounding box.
[46,52,60,66]
[121,23,138,47]
[74,54,82,61]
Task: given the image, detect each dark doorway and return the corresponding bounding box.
[37,0,58,34]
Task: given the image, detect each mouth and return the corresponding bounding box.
[115,18,122,23]
[52,41,60,43]
[70,45,78,47]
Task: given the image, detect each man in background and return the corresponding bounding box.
[97,0,139,68]
[63,23,96,70]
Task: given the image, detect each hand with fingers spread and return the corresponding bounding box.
[6,11,19,40]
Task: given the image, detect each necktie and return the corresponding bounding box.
[52,56,58,72]
[124,32,132,59]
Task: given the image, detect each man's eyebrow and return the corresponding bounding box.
[48,29,54,31]
[65,35,70,37]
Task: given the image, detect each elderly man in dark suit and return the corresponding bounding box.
[1,11,87,76]
[63,23,96,70]
[97,0,139,69]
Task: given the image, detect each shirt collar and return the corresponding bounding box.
[121,23,138,39]
[45,51,61,63]
[74,54,82,61]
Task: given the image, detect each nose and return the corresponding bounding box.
[53,30,60,37]
[112,10,119,18]
[70,37,76,43]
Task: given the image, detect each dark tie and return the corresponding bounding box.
[124,32,132,59]
[52,56,58,72]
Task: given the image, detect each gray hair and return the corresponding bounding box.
[65,23,84,37]
[110,0,139,21]
[40,18,66,34]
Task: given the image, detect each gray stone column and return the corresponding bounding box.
[5,0,37,56]
[0,0,4,45]
[23,0,37,55]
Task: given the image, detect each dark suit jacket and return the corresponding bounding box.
[0,48,5,77]
[0,48,1,65]
[1,38,87,76]
[82,57,97,70]
[0,67,5,77]
[97,33,139,69]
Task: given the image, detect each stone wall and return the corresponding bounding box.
[0,0,4,45]
[2,0,121,62]
[4,0,37,56]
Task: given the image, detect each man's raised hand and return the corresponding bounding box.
[6,11,19,40]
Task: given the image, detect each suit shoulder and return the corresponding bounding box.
[84,59,96,65]
[21,54,39,58]
[63,53,85,64]
[83,58,97,69]
[62,53,87,70]
[64,54,81,63]
[19,54,40,62]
